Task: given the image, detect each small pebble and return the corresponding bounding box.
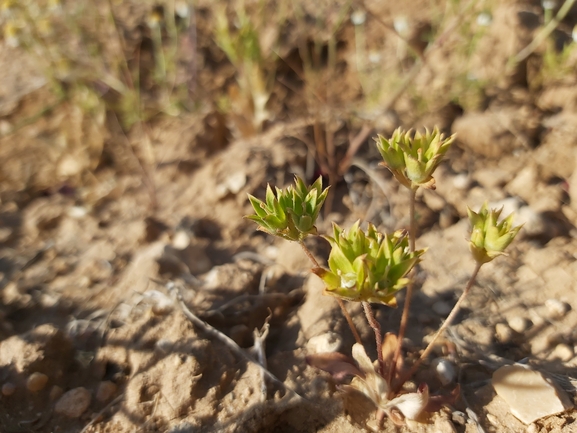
[452,173,470,190]
[1,382,16,396]
[151,301,173,316]
[226,172,246,194]
[508,316,530,333]
[451,411,466,425]
[432,358,456,385]
[55,387,92,418]
[551,344,574,362]
[434,417,457,433]
[545,299,570,320]
[96,381,117,402]
[495,323,513,344]
[172,230,190,249]
[432,300,452,316]
[27,372,49,392]
[307,332,342,353]
[49,385,63,401]
[155,338,174,354]
[486,413,500,427]
[68,206,88,218]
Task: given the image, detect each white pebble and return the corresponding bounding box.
[508,316,530,333]
[68,206,88,219]
[495,323,513,344]
[226,172,246,194]
[307,332,342,353]
[551,344,574,362]
[545,299,570,320]
[172,230,190,249]
[452,173,470,190]
[432,358,456,385]
[351,10,366,25]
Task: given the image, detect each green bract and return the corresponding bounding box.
[467,204,522,264]
[246,176,329,241]
[313,222,425,306]
[375,127,455,190]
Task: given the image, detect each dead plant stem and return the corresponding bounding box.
[167,282,305,402]
[363,301,385,377]
[299,240,362,345]
[388,187,417,385]
[395,261,483,393]
[511,0,577,65]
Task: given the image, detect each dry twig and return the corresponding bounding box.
[164,281,306,402]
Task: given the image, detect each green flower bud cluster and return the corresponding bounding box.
[246,176,329,242]
[375,127,455,190]
[467,203,522,264]
[313,222,425,306]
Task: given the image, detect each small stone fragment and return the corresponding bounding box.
[55,387,92,418]
[96,381,117,402]
[307,332,342,354]
[508,316,530,333]
[495,323,513,344]
[451,411,466,425]
[434,417,457,433]
[452,174,470,190]
[551,344,574,362]
[27,372,48,392]
[492,364,573,424]
[432,301,452,316]
[432,358,456,386]
[172,230,190,249]
[1,382,16,396]
[545,299,570,320]
[49,385,63,401]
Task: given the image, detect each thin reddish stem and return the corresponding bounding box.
[388,187,417,384]
[363,302,385,377]
[394,262,483,393]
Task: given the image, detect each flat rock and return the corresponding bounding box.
[492,365,573,424]
[55,387,92,418]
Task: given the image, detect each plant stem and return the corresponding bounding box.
[388,187,417,385]
[363,302,385,377]
[511,0,577,65]
[408,188,417,252]
[338,298,363,346]
[298,240,320,267]
[395,261,482,392]
[299,240,362,345]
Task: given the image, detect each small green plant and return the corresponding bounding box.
[214,1,283,136]
[246,127,521,428]
[246,176,328,241]
[313,223,424,306]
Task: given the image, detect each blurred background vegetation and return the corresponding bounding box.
[1,0,577,204]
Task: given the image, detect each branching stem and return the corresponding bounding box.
[299,240,362,345]
[394,261,483,393]
[363,301,385,377]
